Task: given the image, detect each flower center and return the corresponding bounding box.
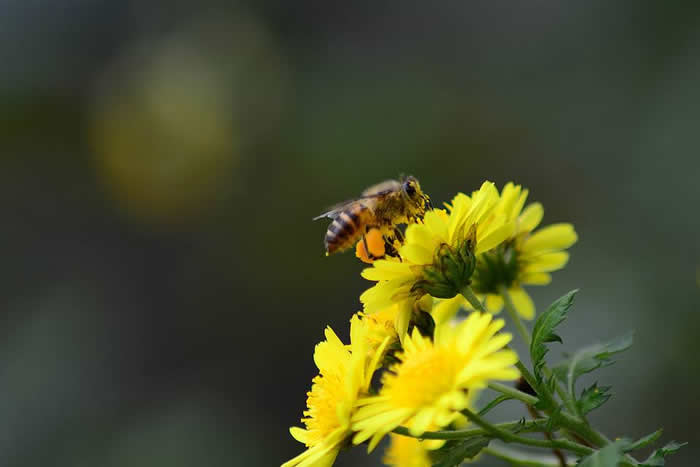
[385,346,458,408]
[302,372,348,445]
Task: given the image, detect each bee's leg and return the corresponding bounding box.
[382,230,401,261]
[383,239,399,259]
[393,227,405,243]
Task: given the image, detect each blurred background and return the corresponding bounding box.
[0,1,698,465]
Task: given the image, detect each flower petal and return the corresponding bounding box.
[289,427,309,444]
[394,300,413,342]
[518,202,543,233]
[520,272,552,285]
[524,252,569,273]
[476,221,513,255]
[485,294,504,313]
[522,223,577,253]
[431,295,465,325]
[400,243,434,265]
[423,209,449,241]
[511,188,529,219]
[499,182,521,218]
[361,260,411,281]
[509,287,535,320]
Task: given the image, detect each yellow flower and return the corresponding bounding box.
[351,312,519,452]
[360,182,514,316]
[383,434,432,467]
[470,182,578,319]
[358,304,400,362]
[283,315,389,467]
[430,295,467,326]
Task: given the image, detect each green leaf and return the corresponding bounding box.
[552,360,569,382]
[640,441,687,466]
[429,436,490,467]
[578,439,629,467]
[551,332,634,415]
[478,395,513,416]
[625,429,663,453]
[577,383,612,415]
[530,290,578,380]
[568,333,634,381]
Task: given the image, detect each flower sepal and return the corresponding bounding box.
[411,227,477,299]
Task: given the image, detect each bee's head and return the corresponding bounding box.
[401,175,431,210]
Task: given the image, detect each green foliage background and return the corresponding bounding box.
[0,1,698,465]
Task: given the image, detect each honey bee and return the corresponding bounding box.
[314,176,431,258]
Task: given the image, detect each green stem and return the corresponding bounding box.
[556,412,609,448]
[500,286,572,407]
[392,419,549,441]
[461,285,487,313]
[514,360,551,406]
[483,445,576,467]
[500,286,532,345]
[461,408,594,456]
[486,382,591,450]
[488,382,539,406]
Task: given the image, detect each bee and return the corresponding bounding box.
[314,176,432,258]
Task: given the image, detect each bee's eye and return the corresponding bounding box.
[404,182,416,196]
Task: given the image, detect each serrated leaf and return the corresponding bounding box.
[429,436,490,467]
[578,439,629,467]
[551,332,634,415]
[640,440,687,466]
[625,429,663,453]
[570,333,634,379]
[530,290,578,380]
[578,383,612,415]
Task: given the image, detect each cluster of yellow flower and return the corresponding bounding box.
[283,181,577,467]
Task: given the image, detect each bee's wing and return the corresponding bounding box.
[313,195,382,221]
[313,199,359,220]
[314,180,398,221]
[361,179,401,196]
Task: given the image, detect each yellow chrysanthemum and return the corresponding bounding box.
[283,315,389,467]
[470,182,578,319]
[358,304,400,361]
[351,312,519,452]
[360,182,514,318]
[383,434,432,467]
[430,295,467,326]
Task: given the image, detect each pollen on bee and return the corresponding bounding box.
[355,228,386,264]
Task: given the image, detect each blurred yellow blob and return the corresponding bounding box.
[89,14,286,225]
[356,228,386,263]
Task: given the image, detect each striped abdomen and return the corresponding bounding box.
[325,206,368,255]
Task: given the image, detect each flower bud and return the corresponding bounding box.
[411,227,477,299]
